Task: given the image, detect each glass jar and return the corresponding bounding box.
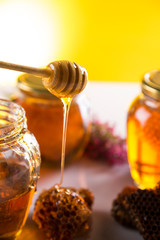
[127,70,160,189]
[12,74,91,166]
[0,99,40,239]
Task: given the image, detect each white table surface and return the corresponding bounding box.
[0,82,143,240]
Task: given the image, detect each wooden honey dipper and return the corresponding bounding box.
[0,60,88,98]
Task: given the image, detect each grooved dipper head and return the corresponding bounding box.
[43,60,88,98]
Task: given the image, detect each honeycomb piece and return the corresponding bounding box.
[33,186,93,240]
[111,186,137,228]
[77,188,94,210]
[126,186,160,240]
[63,187,94,210]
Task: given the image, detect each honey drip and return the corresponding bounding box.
[59,97,72,186]
[42,61,88,187]
[0,59,88,238]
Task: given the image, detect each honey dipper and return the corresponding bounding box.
[0,60,88,98]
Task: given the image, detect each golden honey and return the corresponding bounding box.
[13,74,90,166]
[32,62,92,239]
[0,99,40,239]
[0,183,35,238]
[127,70,160,189]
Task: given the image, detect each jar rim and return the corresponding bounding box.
[142,70,160,100]
[0,99,26,144]
[17,73,58,99]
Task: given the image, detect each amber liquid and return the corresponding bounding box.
[44,77,84,185]
[127,96,160,189]
[59,97,72,186]
[14,95,88,165]
[0,163,35,239]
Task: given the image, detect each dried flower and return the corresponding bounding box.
[84,120,127,165]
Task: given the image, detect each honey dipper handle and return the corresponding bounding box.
[0,61,52,78]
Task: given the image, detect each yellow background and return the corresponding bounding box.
[0,0,160,83]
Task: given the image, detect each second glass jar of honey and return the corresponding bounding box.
[127,70,160,189]
[0,99,40,239]
[12,74,91,166]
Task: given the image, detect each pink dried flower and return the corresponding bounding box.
[84,120,127,165]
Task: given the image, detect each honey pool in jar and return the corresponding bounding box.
[0,99,40,239]
[12,74,91,166]
[127,70,160,189]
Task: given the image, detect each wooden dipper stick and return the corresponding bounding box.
[0,60,51,78]
[0,60,88,98]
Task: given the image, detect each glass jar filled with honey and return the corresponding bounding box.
[127,70,160,189]
[12,74,91,166]
[0,99,40,239]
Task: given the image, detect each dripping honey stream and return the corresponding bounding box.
[58,97,72,186]
[0,59,88,187]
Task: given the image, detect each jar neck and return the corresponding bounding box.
[0,99,26,145]
[140,92,160,109]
